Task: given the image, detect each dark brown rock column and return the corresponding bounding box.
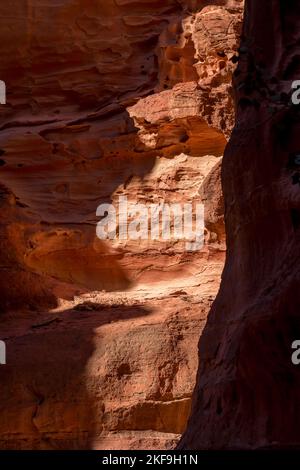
[179,0,300,449]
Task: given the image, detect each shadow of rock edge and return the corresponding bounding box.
[0,296,205,450]
[0,304,151,449]
[179,0,300,450]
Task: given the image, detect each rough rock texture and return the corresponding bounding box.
[0,0,243,449]
[179,0,300,450]
[0,290,212,449]
[0,0,243,301]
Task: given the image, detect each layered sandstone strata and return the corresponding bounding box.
[0,0,243,449]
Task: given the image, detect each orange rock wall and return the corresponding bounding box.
[0,0,243,449]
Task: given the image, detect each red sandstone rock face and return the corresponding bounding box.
[0,292,213,449]
[179,0,300,450]
[0,0,243,449]
[0,0,243,301]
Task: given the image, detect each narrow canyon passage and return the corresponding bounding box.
[0,0,244,449]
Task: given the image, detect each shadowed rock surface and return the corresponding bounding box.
[179,0,300,450]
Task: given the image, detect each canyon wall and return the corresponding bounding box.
[0,0,243,449]
[180,0,300,450]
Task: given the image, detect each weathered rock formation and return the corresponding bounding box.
[179,0,300,450]
[0,0,243,449]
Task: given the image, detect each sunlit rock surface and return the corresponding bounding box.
[0,0,243,449]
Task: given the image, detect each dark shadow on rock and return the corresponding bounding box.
[0,302,152,449]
